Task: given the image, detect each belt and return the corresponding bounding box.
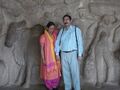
[62,50,77,53]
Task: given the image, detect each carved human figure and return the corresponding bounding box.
[93,15,120,86]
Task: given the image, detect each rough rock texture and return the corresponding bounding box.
[0,0,120,88]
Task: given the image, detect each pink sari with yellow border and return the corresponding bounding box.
[40,30,61,90]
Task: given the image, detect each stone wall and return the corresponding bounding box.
[0,0,120,88]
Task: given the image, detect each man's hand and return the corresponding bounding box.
[78,56,82,61]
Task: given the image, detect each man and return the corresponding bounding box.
[55,14,84,90]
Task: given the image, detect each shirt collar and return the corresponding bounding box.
[64,25,73,30]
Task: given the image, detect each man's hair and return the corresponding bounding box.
[63,14,72,21]
[46,21,55,28]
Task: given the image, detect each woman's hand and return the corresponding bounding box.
[41,59,45,64]
[56,55,60,60]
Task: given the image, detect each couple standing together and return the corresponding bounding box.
[40,14,84,90]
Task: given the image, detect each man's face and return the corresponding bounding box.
[63,16,72,27]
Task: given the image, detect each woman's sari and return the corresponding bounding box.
[40,30,61,90]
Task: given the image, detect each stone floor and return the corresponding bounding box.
[0,85,120,90]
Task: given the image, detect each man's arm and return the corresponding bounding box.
[55,29,63,56]
[76,27,84,57]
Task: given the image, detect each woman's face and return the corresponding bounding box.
[48,25,55,34]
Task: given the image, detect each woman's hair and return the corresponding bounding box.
[63,14,72,21]
[46,21,55,28]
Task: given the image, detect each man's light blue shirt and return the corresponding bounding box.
[55,25,84,57]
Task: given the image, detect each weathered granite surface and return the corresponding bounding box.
[0,0,120,88]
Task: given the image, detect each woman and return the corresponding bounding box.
[40,22,61,90]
